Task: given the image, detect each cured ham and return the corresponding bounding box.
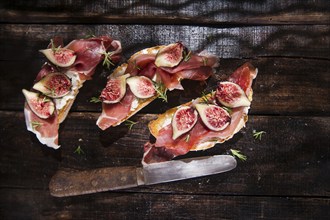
[24,104,59,149]
[97,43,219,130]
[143,62,258,164]
[23,36,122,149]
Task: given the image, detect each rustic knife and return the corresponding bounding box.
[49,155,237,197]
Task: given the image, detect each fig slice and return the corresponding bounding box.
[155,42,184,68]
[172,106,198,140]
[126,76,156,99]
[22,89,55,119]
[100,74,130,104]
[216,81,251,108]
[33,72,72,98]
[195,104,231,131]
[40,48,76,67]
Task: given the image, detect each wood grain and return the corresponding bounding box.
[1,189,329,220]
[1,111,329,197]
[1,24,329,61]
[0,1,329,219]
[1,0,329,25]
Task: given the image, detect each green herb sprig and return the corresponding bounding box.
[133,60,141,70]
[40,96,51,103]
[222,106,232,114]
[185,134,191,142]
[153,81,168,102]
[101,51,115,69]
[90,96,102,103]
[31,121,43,130]
[230,149,247,161]
[124,120,138,130]
[50,39,61,53]
[200,90,214,105]
[44,86,56,97]
[253,130,266,140]
[183,50,192,62]
[202,57,208,66]
[74,146,85,155]
[84,33,96,39]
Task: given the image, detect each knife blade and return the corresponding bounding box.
[49,155,237,197]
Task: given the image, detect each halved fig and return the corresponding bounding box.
[195,104,231,131]
[216,81,251,108]
[155,42,184,67]
[100,74,129,104]
[22,89,55,119]
[126,76,156,99]
[40,48,76,67]
[33,72,72,98]
[172,106,198,140]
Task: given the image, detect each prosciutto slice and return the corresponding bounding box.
[97,43,219,131]
[66,36,122,77]
[143,62,258,164]
[24,104,59,149]
[97,89,136,130]
[24,36,121,149]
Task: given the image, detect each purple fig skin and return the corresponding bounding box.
[33,73,72,98]
[172,106,198,140]
[100,74,129,104]
[40,48,76,67]
[126,76,156,99]
[22,89,55,119]
[195,104,231,131]
[155,42,184,68]
[216,81,251,108]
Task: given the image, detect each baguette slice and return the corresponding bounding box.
[143,62,258,164]
[97,42,219,130]
[23,36,122,149]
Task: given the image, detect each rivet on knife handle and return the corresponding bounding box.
[49,166,144,197]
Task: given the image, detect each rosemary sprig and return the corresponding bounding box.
[74,146,85,155]
[31,121,43,130]
[50,39,61,53]
[153,81,168,102]
[202,57,208,66]
[222,106,232,114]
[200,90,215,105]
[101,51,115,69]
[84,33,96,39]
[185,134,191,142]
[230,149,247,161]
[253,130,266,140]
[201,90,211,104]
[133,60,141,70]
[124,120,138,130]
[40,96,51,103]
[90,96,102,103]
[44,86,57,97]
[183,50,192,62]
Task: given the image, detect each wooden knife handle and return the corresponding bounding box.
[49,166,143,197]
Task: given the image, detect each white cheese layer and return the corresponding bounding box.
[54,71,84,110]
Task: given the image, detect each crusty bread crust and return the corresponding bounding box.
[59,45,166,127]
[57,85,81,124]
[148,90,252,151]
[106,45,166,126]
[57,77,85,124]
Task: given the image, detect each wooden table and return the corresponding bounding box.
[1,1,329,219]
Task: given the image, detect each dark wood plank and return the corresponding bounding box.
[1,58,329,116]
[1,24,329,61]
[0,0,328,219]
[1,0,329,25]
[1,189,329,220]
[1,111,329,197]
